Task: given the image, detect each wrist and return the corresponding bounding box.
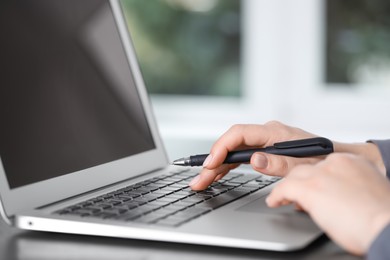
[333,142,386,176]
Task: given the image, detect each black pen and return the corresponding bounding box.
[172,137,334,167]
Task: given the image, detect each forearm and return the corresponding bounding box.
[333,141,386,176]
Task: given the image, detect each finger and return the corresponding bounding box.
[189,164,232,191]
[266,166,314,209]
[214,174,224,182]
[266,180,305,208]
[214,163,240,181]
[251,152,321,177]
[204,124,274,169]
[294,203,305,212]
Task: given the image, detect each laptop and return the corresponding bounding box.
[0,0,322,251]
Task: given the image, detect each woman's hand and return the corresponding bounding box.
[266,153,390,255]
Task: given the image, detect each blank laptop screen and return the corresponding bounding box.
[0,0,156,189]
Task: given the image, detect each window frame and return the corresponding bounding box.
[281,0,390,140]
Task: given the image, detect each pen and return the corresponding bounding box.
[172,137,334,167]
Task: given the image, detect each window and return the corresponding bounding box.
[120,0,390,145]
[121,0,241,96]
[266,0,390,140]
[326,0,390,86]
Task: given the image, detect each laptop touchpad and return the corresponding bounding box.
[236,196,301,215]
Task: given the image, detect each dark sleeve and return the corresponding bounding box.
[367,140,390,178]
[367,223,390,260]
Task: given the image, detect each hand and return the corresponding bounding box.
[189,121,320,190]
[266,153,390,255]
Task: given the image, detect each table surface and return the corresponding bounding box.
[0,220,362,260]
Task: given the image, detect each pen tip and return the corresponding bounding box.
[171,158,186,166]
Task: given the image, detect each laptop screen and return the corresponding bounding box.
[0,0,156,189]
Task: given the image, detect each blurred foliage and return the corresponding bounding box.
[326,0,390,85]
[121,0,240,96]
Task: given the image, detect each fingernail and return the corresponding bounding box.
[203,154,213,167]
[189,175,201,187]
[253,153,268,169]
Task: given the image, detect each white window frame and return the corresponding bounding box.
[280,0,390,141]
[151,0,390,145]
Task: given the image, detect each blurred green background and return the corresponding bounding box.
[121,0,240,96]
[121,0,390,95]
[326,0,390,86]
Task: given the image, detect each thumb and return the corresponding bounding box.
[250,152,318,177]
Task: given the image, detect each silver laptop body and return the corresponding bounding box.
[0,0,322,251]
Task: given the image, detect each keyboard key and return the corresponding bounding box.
[71,209,93,217]
[91,197,104,203]
[133,188,152,195]
[233,187,259,194]
[114,210,144,221]
[192,193,213,200]
[116,195,133,202]
[162,204,188,212]
[132,198,149,205]
[228,175,258,184]
[80,201,93,207]
[123,191,142,198]
[180,196,205,205]
[136,204,159,214]
[142,193,164,202]
[198,188,222,197]
[158,186,179,191]
[180,187,197,194]
[159,194,181,204]
[152,188,175,195]
[151,207,181,217]
[133,213,166,224]
[222,174,241,181]
[101,208,127,215]
[104,199,122,206]
[55,209,71,215]
[122,201,140,209]
[94,203,113,209]
[173,190,193,197]
[83,206,103,213]
[114,204,135,211]
[72,205,85,211]
[143,200,169,209]
[89,212,117,219]
[166,201,193,209]
[255,176,274,184]
[242,184,263,190]
[219,182,241,189]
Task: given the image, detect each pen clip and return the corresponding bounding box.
[273,137,333,150]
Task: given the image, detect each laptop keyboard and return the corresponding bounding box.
[54,169,280,227]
